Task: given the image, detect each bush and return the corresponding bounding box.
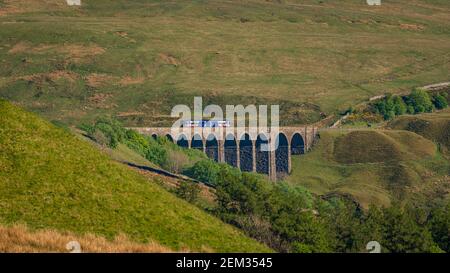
[92,129,109,147]
[381,205,440,253]
[81,117,126,148]
[184,160,222,185]
[123,129,170,167]
[124,129,150,156]
[291,242,313,253]
[215,168,268,215]
[176,181,201,203]
[373,90,438,119]
[374,94,407,120]
[162,150,189,173]
[432,93,448,109]
[428,204,450,252]
[145,143,167,166]
[393,96,407,115]
[384,110,396,120]
[407,89,434,113]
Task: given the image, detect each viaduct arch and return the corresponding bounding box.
[132,126,317,181]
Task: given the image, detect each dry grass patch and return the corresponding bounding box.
[63,45,105,63]
[87,93,116,109]
[0,0,69,16]
[85,73,118,88]
[0,224,174,253]
[158,53,181,66]
[8,42,105,63]
[399,23,425,31]
[119,76,145,86]
[17,70,78,83]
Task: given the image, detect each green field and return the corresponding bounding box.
[0,0,449,126]
[0,99,270,252]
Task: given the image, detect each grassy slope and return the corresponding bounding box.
[0,99,270,252]
[387,108,450,154]
[0,0,449,126]
[284,129,450,208]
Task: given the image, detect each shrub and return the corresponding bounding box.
[374,94,407,120]
[162,150,189,173]
[124,129,150,156]
[215,171,260,214]
[81,117,126,148]
[406,89,434,113]
[176,181,201,203]
[92,129,109,147]
[393,96,407,115]
[381,205,441,253]
[145,143,167,166]
[432,93,448,109]
[384,110,396,120]
[291,242,313,253]
[373,90,438,119]
[428,204,450,252]
[184,160,222,185]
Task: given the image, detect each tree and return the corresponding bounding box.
[406,105,415,114]
[145,144,167,166]
[384,110,395,120]
[374,94,407,120]
[432,93,448,109]
[357,205,384,252]
[381,206,441,253]
[215,168,258,214]
[407,89,434,113]
[393,96,407,115]
[124,129,150,156]
[184,159,222,185]
[428,204,450,252]
[272,211,333,253]
[82,117,126,148]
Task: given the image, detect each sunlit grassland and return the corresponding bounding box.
[0,0,449,126]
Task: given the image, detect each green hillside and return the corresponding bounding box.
[284,129,450,208]
[0,0,449,126]
[0,99,270,252]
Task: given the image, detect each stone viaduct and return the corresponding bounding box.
[131,126,318,181]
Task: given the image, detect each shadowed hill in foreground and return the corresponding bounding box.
[0,99,270,253]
